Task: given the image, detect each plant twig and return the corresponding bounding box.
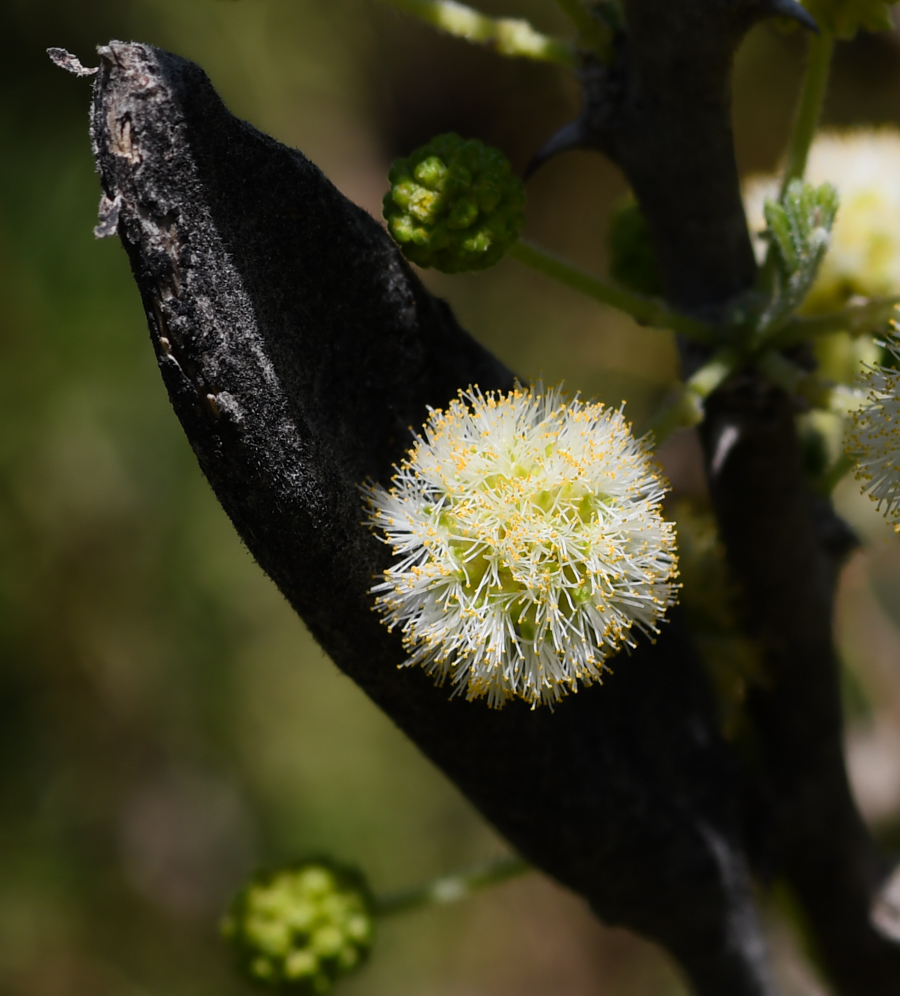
[644,348,741,446]
[769,296,900,348]
[780,31,835,196]
[754,31,834,303]
[381,0,577,66]
[88,41,778,996]
[508,240,715,343]
[551,0,612,59]
[756,350,833,408]
[375,856,530,915]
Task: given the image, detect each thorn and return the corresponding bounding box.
[524,120,585,180]
[47,47,98,76]
[762,0,820,33]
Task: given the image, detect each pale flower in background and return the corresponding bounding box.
[367,386,678,708]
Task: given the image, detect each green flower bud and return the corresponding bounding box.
[221,859,375,993]
[383,133,526,273]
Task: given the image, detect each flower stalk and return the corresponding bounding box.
[756,349,834,409]
[780,30,836,197]
[644,348,742,447]
[375,856,531,916]
[551,0,613,60]
[769,296,900,348]
[508,240,715,343]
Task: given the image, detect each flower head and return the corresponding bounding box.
[382,133,525,273]
[847,328,900,527]
[744,129,900,313]
[367,386,678,708]
[221,859,374,993]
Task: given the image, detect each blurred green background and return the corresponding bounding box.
[4,2,900,994]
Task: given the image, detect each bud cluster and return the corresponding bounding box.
[221,860,374,993]
[383,133,525,273]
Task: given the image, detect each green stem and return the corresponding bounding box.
[381,0,577,67]
[756,31,835,301]
[643,347,741,446]
[756,350,834,409]
[508,240,715,344]
[374,856,531,916]
[551,0,612,60]
[780,30,835,197]
[768,296,900,348]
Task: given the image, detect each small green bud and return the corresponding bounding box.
[222,859,375,993]
[607,195,662,296]
[383,133,526,273]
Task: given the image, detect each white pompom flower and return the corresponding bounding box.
[366,385,679,708]
[848,329,900,527]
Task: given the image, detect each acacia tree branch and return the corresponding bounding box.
[574,0,900,990]
[700,383,900,995]
[85,41,776,996]
[569,0,764,312]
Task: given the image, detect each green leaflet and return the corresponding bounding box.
[759,178,839,332]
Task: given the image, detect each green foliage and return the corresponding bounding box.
[607,195,663,296]
[383,133,525,273]
[760,178,839,331]
[222,859,375,993]
[801,0,899,38]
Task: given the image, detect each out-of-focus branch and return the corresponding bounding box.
[644,347,742,445]
[86,41,776,996]
[770,295,900,346]
[551,0,613,60]
[780,31,835,196]
[700,383,900,995]
[547,0,765,312]
[543,0,900,989]
[381,0,577,66]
